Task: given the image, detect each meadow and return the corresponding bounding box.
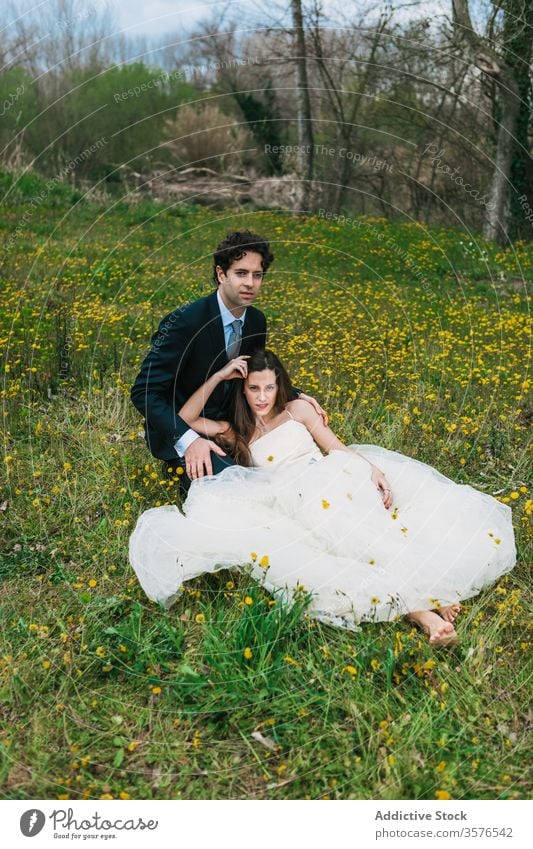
[0,179,531,800]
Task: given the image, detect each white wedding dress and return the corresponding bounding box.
[129,414,516,630]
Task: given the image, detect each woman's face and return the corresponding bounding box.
[244,368,278,418]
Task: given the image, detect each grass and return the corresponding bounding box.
[0,183,531,799]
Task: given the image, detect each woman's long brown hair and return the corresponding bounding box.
[214,349,294,466]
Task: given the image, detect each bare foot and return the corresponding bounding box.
[406,610,458,647]
[438,603,462,623]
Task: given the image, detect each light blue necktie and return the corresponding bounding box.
[226,319,242,359]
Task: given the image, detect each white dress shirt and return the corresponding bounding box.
[174,290,247,457]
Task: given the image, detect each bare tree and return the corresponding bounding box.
[290,0,315,208]
[451,0,530,243]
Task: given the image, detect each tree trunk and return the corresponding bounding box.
[505,0,533,239]
[484,74,520,242]
[290,0,314,210]
[452,0,522,243]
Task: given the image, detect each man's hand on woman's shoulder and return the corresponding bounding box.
[291,392,328,427]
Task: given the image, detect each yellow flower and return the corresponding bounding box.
[388,754,396,766]
[195,613,205,624]
[371,659,381,671]
[243,647,253,660]
[151,686,161,695]
[88,579,97,588]
[95,646,106,657]
[119,792,130,800]
[510,491,519,499]
[250,552,258,562]
[259,555,269,568]
[43,659,51,669]
[435,790,451,800]
[436,760,446,773]
[371,596,381,605]
[321,499,330,509]
[244,596,253,605]
[284,655,299,666]
[342,665,357,676]
[267,455,274,462]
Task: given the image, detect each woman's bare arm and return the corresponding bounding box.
[178,356,248,436]
[287,399,393,508]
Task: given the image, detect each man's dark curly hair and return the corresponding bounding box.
[213,230,274,286]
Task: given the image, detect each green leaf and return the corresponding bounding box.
[113,748,124,768]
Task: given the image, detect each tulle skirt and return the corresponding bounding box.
[129,445,516,630]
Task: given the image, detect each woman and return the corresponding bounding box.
[129,350,516,647]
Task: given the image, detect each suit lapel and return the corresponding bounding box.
[242,309,262,352]
[206,290,227,371]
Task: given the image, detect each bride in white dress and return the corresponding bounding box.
[129,350,517,647]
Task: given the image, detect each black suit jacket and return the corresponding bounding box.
[131,290,267,460]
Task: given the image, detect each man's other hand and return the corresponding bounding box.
[298,392,329,427]
[184,436,226,480]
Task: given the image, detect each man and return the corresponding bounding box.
[131,229,325,492]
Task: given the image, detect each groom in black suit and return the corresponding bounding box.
[131,230,324,492]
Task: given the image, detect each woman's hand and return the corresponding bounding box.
[217,355,249,382]
[371,466,393,510]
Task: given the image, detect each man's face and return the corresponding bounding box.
[216,251,265,315]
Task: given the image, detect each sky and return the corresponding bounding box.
[1,1,462,48]
[104,0,448,40]
[109,0,218,38]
